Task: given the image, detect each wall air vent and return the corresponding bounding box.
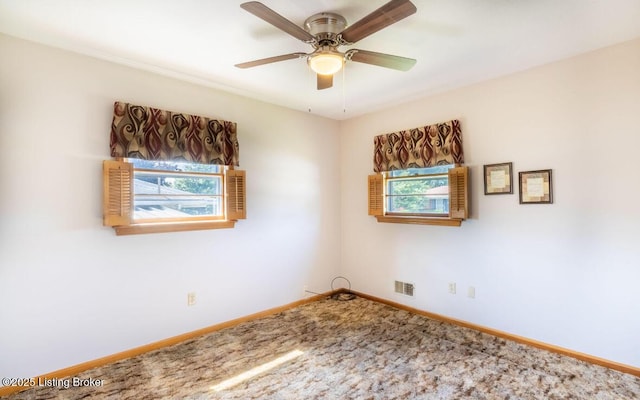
[394,280,414,297]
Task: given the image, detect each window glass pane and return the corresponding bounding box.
[129,159,223,220]
[386,164,453,215]
[386,176,449,196]
[129,159,221,173]
[386,180,449,214]
[388,164,453,178]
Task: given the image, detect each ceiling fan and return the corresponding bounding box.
[235,0,417,90]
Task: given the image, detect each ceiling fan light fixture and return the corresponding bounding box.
[308,52,343,75]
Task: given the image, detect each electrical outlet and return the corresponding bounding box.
[187,292,196,306]
[448,282,456,294]
[468,286,475,299]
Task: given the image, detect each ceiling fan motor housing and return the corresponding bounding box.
[304,12,347,47]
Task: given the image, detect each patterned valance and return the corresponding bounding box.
[373,119,463,172]
[110,101,239,166]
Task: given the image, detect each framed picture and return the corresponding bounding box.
[519,169,553,204]
[483,162,513,195]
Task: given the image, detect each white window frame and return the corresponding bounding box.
[385,165,454,218]
[131,162,225,223]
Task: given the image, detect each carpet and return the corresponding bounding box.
[4,296,639,399]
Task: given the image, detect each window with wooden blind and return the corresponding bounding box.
[103,159,246,235]
[368,165,469,226]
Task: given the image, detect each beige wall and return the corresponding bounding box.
[339,37,640,367]
[0,35,341,378]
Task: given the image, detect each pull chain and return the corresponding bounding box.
[342,64,347,114]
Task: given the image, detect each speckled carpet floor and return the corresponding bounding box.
[4,296,640,399]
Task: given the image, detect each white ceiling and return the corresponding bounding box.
[1,0,639,120]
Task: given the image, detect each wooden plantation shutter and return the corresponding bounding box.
[226,169,246,220]
[103,160,133,226]
[448,166,469,220]
[368,174,384,216]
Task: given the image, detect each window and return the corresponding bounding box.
[131,159,224,222]
[368,165,469,226]
[103,159,246,235]
[386,165,453,216]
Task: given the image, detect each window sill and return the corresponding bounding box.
[114,220,236,236]
[375,215,463,227]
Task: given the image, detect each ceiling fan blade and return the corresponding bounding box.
[339,0,416,44]
[317,74,333,90]
[240,2,315,43]
[235,53,307,69]
[347,49,416,71]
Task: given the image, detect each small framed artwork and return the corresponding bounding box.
[484,162,513,195]
[519,169,553,204]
